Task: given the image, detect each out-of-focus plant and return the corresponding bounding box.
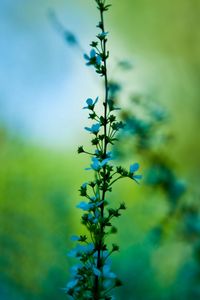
[110,85,187,238]
[112,75,200,299]
[64,1,142,299]
[169,192,200,299]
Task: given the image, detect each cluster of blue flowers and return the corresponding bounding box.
[66,1,142,299]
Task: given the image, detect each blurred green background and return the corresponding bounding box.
[0,0,199,299]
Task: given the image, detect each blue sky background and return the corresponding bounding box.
[0,0,103,148]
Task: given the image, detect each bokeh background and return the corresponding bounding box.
[0,0,200,299]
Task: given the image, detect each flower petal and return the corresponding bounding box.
[77,201,93,211]
[86,98,93,106]
[90,49,96,57]
[130,163,140,173]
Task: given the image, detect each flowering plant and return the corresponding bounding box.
[65,1,142,299]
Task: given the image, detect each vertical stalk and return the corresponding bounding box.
[67,2,142,299]
[94,6,109,300]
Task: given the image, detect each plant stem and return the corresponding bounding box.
[94,6,109,300]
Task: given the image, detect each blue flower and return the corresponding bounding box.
[86,157,112,171]
[83,97,98,109]
[95,149,101,155]
[77,201,93,211]
[66,279,78,290]
[97,31,109,40]
[92,267,101,277]
[130,163,139,173]
[101,158,112,166]
[84,49,102,66]
[84,49,96,60]
[91,157,102,171]
[81,182,87,188]
[70,264,80,275]
[90,194,99,201]
[85,123,100,134]
[91,263,116,279]
[68,243,94,257]
[102,264,116,279]
[129,163,142,183]
[133,174,143,182]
